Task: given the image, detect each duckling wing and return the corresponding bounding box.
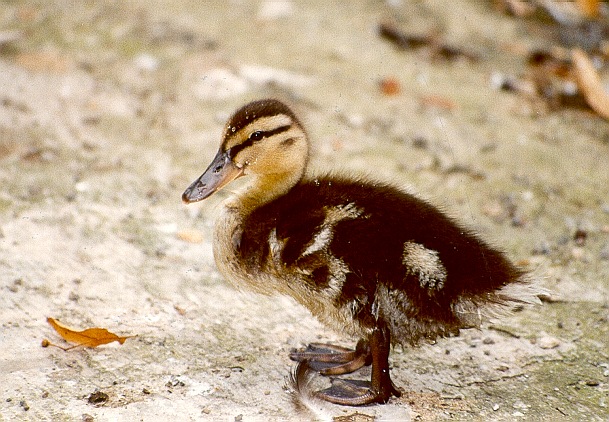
[240,176,527,342]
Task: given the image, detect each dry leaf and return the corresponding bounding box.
[379,77,401,96]
[576,0,600,19]
[572,48,609,120]
[46,317,134,349]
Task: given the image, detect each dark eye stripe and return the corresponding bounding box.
[227,125,292,158]
[256,125,291,139]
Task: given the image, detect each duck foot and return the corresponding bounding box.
[289,324,401,406]
[319,376,400,406]
[293,360,401,406]
[289,339,371,375]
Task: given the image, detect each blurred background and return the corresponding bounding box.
[1,1,608,420]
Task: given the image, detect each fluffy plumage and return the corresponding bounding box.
[238,175,528,342]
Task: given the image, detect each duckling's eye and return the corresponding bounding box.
[249,131,264,141]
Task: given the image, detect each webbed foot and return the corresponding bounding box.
[292,360,401,405]
[289,324,401,406]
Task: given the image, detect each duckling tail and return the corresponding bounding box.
[287,361,334,421]
[454,272,550,327]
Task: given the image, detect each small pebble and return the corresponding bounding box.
[75,181,91,193]
[532,241,551,255]
[492,403,500,411]
[346,113,364,128]
[537,336,560,349]
[573,229,587,245]
[412,136,429,149]
[490,72,518,91]
[483,337,495,345]
[257,0,293,20]
[386,0,403,7]
[585,380,600,386]
[571,247,586,261]
[87,391,108,405]
[134,53,159,72]
[165,376,185,388]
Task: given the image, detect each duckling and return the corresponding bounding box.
[182,99,540,406]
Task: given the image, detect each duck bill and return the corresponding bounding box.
[182,150,243,203]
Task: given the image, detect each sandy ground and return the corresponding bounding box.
[1,1,608,420]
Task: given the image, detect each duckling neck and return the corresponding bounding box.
[231,169,305,212]
[213,169,304,292]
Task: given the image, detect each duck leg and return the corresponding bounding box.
[290,324,401,405]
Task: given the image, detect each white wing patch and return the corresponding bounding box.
[402,241,447,290]
[302,202,364,256]
[260,202,369,337]
[302,226,332,256]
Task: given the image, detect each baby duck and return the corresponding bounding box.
[182,99,539,406]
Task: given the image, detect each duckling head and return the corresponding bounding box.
[183,99,309,204]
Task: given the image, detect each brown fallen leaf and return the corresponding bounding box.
[572,48,609,120]
[379,77,401,96]
[576,0,600,19]
[45,317,134,350]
